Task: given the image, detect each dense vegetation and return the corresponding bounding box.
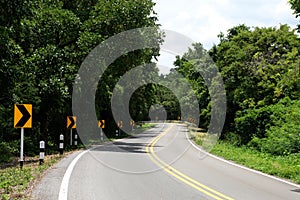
[0,0,299,165]
[173,24,300,155]
[0,0,160,161]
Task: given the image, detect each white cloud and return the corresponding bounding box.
[153,0,298,69]
[154,0,297,49]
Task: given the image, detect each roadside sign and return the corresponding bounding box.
[98,120,105,141]
[98,120,105,128]
[67,116,76,129]
[130,120,135,126]
[188,118,196,123]
[14,104,32,128]
[118,121,123,128]
[14,104,32,168]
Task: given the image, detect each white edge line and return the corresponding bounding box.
[58,150,90,200]
[57,124,161,200]
[184,125,300,189]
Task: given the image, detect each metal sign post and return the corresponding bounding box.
[100,128,104,141]
[67,116,76,146]
[70,129,72,146]
[98,120,105,141]
[20,128,24,168]
[14,104,32,169]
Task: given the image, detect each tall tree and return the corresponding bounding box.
[0,0,160,152]
[290,0,300,30]
[210,24,300,143]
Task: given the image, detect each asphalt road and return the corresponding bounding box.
[32,123,300,200]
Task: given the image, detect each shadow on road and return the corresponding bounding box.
[291,188,300,193]
[90,139,162,154]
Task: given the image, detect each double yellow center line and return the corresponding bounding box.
[145,124,234,200]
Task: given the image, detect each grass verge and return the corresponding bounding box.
[0,153,69,200]
[209,141,300,184]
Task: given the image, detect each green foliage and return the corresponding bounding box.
[174,23,300,160]
[223,132,242,146]
[209,24,300,149]
[172,43,213,128]
[153,84,181,120]
[168,26,299,149]
[0,0,160,158]
[0,154,62,199]
[0,167,33,197]
[236,98,296,144]
[0,142,18,163]
[222,25,298,108]
[235,105,273,143]
[248,99,300,155]
[290,0,300,30]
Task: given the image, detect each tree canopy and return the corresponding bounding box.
[290,0,300,30]
[172,23,299,155]
[0,0,160,159]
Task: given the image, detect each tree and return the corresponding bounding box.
[172,43,222,129]
[290,0,300,30]
[210,24,300,144]
[0,0,160,154]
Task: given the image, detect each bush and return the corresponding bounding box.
[223,132,242,146]
[235,106,273,144]
[0,142,18,163]
[248,98,300,155]
[259,106,300,155]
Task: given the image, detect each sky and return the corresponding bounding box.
[152,0,298,70]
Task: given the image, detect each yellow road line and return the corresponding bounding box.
[146,124,234,200]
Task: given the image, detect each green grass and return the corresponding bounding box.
[209,141,300,184]
[0,154,63,200]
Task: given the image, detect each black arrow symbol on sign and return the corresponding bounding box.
[68,116,75,129]
[16,105,31,127]
[99,120,104,128]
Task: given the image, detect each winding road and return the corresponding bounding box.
[32,123,300,200]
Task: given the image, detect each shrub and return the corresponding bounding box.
[247,98,300,155]
[235,106,273,144]
[223,132,242,146]
[0,142,18,163]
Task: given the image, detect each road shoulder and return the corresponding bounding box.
[30,151,84,200]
